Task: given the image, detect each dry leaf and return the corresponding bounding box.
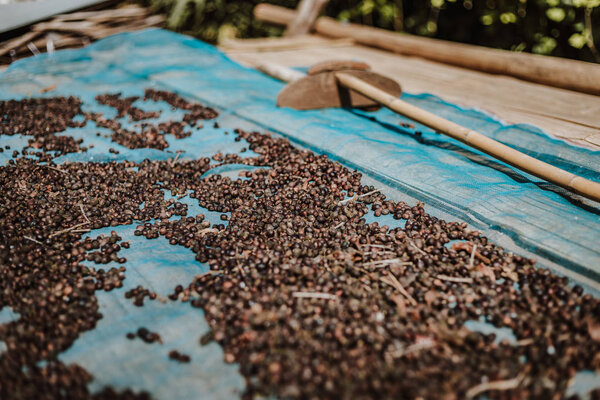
[477,263,496,281]
[587,319,600,342]
[390,294,406,316]
[425,290,437,306]
[40,83,57,94]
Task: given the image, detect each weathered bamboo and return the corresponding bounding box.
[254,4,600,96]
[284,0,329,37]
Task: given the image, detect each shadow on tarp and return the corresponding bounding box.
[0,28,599,399]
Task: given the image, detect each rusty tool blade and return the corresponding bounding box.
[276,61,401,110]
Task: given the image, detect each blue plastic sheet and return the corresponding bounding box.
[0,29,599,398]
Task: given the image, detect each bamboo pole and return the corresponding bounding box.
[255,62,305,82]
[254,4,600,96]
[334,72,600,202]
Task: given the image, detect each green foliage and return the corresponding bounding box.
[145,0,294,42]
[144,0,600,62]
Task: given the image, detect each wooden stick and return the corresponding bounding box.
[293,291,338,300]
[49,222,90,238]
[24,235,45,246]
[32,21,96,34]
[54,6,148,22]
[8,35,85,59]
[219,35,354,53]
[284,0,328,37]
[254,4,600,96]
[255,62,305,83]
[0,31,43,57]
[465,374,524,399]
[436,275,473,284]
[339,188,380,205]
[334,72,600,202]
[380,273,417,305]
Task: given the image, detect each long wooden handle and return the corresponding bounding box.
[255,63,305,82]
[255,4,600,96]
[335,72,600,202]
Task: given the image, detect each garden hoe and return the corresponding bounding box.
[256,60,600,203]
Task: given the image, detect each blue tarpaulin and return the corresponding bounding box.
[0,29,598,398]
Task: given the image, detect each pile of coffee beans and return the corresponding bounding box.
[96,94,161,122]
[0,91,599,400]
[143,89,218,126]
[126,328,162,344]
[0,96,87,156]
[125,286,158,307]
[168,350,191,363]
[91,91,218,150]
[0,91,218,155]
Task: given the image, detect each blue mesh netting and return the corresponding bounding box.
[0,28,598,398]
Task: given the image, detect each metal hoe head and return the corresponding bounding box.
[276,60,402,110]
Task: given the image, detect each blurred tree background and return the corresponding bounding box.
[143,0,600,63]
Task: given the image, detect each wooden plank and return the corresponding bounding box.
[54,6,148,22]
[585,134,600,147]
[255,3,600,96]
[219,35,354,53]
[224,40,600,150]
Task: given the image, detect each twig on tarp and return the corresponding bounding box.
[469,244,477,269]
[436,275,473,284]
[197,228,219,237]
[49,222,90,238]
[360,244,392,250]
[408,239,426,256]
[380,272,416,306]
[339,189,380,205]
[79,204,91,224]
[363,259,411,268]
[41,83,57,94]
[293,291,338,300]
[466,374,524,399]
[24,236,45,246]
[43,165,70,175]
